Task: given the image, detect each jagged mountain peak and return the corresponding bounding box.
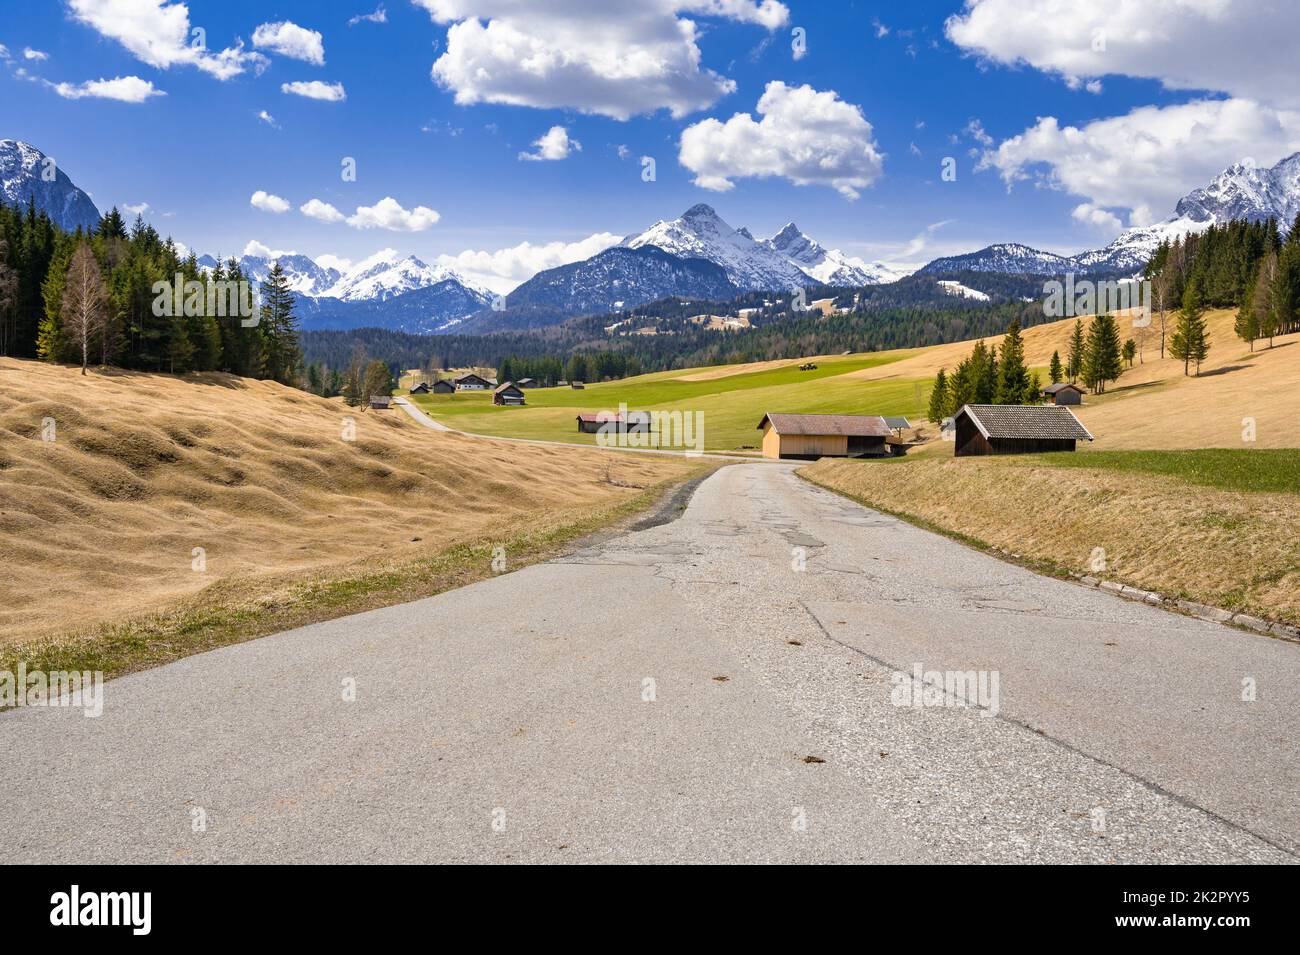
[0,139,100,232]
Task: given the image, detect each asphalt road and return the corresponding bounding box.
[4,463,1296,863]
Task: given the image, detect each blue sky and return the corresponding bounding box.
[4,1,1299,292]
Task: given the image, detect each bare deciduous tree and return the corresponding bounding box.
[61,243,108,375]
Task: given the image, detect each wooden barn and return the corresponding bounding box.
[576,412,652,434]
[369,395,391,410]
[454,373,493,391]
[515,377,537,389]
[409,382,430,395]
[757,413,891,460]
[952,404,1093,456]
[431,379,455,394]
[1043,382,1085,406]
[493,382,526,406]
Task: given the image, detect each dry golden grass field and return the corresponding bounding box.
[0,358,703,655]
[855,308,1300,451]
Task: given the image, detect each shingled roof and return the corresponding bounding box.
[757,413,891,437]
[957,404,1093,441]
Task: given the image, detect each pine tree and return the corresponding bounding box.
[994,319,1029,404]
[1025,371,1042,404]
[1081,314,1123,394]
[1066,319,1085,383]
[1122,339,1136,368]
[1170,279,1210,375]
[1235,270,1259,351]
[1048,350,1063,384]
[258,262,301,384]
[927,368,948,423]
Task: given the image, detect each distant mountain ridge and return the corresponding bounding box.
[13,134,1300,337]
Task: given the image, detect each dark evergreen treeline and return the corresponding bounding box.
[303,297,1055,377]
[1145,214,1300,349]
[0,200,301,383]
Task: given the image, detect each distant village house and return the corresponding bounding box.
[493,382,526,406]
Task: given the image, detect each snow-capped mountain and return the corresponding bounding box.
[239,253,342,297]
[1174,152,1300,225]
[763,222,907,286]
[1082,152,1300,272]
[322,249,491,303]
[225,248,492,331]
[0,139,99,232]
[622,203,813,292]
[917,243,1077,276]
[498,245,735,318]
[920,153,1300,278]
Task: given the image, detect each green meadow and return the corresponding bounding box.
[408,353,930,450]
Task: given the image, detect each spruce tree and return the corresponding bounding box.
[1122,339,1136,367]
[1066,319,1085,383]
[1235,273,1259,350]
[1081,314,1123,394]
[994,319,1029,404]
[258,262,301,384]
[927,368,948,423]
[1170,279,1210,375]
[1048,350,1063,384]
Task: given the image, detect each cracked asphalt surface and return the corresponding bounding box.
[3,463,1296,863]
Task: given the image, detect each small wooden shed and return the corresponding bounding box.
[952,404,1093,456]
[576,412,652,434]
[492,382,526,406]
[1043,382,1085,406]
[409,382,430,395]
[369,395,392,410]
[757,413,891,460]
[432,379,455,394]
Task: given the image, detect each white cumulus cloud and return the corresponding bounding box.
[253,21,325,66]
[23,48,49,61]
[519,126,581,162]
[946,0,1300,109]
[300,198,345,223]
[250,190,291,213]
[679,81,883,199]
[67,0,268,80]
[346,197,441,231]
[53,75,165,102]
[415,0,789,120]
[281,80,346,101]
[242,239,295,259]
[436,232,622,294]
[122,201,150,215]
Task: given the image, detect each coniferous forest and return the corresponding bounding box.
[0,200,300,384]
